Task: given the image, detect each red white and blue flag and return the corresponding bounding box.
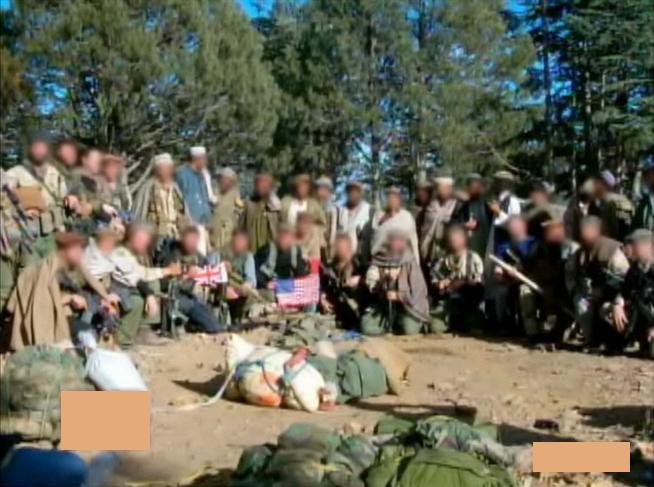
[275,258,321,308]
[187,263,228,287]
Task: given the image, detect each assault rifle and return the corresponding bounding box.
[2,184,37,253]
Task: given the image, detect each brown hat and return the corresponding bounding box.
[55,231,87,249]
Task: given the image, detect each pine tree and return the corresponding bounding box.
[14,0,280,185]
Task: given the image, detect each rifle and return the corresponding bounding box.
[160,278,187,339]
[320,262,359,313]
[489,254,542,294]
[227,269,265,303]
[2,184,37,253]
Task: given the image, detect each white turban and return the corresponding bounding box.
[153,152,174,167]
[190,146,207,158]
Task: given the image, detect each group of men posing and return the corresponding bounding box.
[1,132,653,358]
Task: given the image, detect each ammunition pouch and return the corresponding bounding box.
[38,206,64,235]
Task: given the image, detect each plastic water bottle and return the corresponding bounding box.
[85,451,120,487]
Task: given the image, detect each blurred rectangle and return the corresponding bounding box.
[533,442,630,473]
[60,391,150,451]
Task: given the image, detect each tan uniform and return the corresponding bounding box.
[5,162,67,208]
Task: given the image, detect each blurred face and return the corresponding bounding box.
[436,182,453,200]
[416,187,431,205]
[467,180,484,198]
[29,140,50,164]
[316,186,331,202]
[255,176,273,197]
[82,149,103,175]
[530,190,549,206]
[219,175,236,192]
[102,161,123,182]
[507,217,528,241]
[181,232,200,253]
[154,164,174,182]
[633,239,654,262]
[447,229,467,252]
[96,234,117,254]
[543,223,566,244]
[61,244,84,267]
[346,187,363,206]
[129,229,153,255]
[296,180,311,199]
[580,223,601,247]
[57,142,78,167]
[191,155,208,170]
[232,233,249,253]
[389,235,408,255]
[334,237,353,262]
[386,193,402,212]
[277,231,294,250]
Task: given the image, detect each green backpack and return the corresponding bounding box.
[337,350,388,403]
[367,447,517,487]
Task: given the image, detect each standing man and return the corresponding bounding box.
[53,136,80,187]
[6,133,69,263]
[413,180,435,271]
[589,170,634,240]
[210,167,242,252]
[133,153,188,246]
[240,173,281,258]
[488,170,522,249]
[369,187,419,265]
[420,172,460,265]
[314,176,339,259]
[339,181,372,253]
[454,173,493,257]
[98,154,132,215]
[281,174,326,230]
[176,146,212,227]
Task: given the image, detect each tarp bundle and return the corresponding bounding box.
[232,422,377,487]
[232,416,522,487]
[0,345,93,440]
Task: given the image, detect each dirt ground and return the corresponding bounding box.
[109,332,653,486]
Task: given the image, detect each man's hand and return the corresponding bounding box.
[267,281,276,290]
[145,295,159,316]
[70,294,87,311]
[488,200,501,216]
[386,290,400,301]
[165,262,182,277]
[346,276,361,287]
[320,295,334,313]
[223,261,233,272]
[438,278,452,290]
[106,293,121,306]
[64,195,80,213]
[612,303,628,332]
[465,217,478,230]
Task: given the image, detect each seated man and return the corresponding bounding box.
[220,229,257,323]
[606,229,654,357]
[108,223,182,346]
[566,215,630,348]
[5,231,116,350]
[431,225,484,333]
[361,230,431,336]
[321,233,364,328]
[492,215,537,335]
[159,225,223,334]
[257,223,310,292]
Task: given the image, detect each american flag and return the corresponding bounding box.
[187,263,228,286]
[275,258,321,308]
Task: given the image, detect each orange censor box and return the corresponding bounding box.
[60,391,150,451]
[533,442,630,473]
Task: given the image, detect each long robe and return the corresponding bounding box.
[5,253,69,350]
[240,194,281,255]
[211,187,242,250]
